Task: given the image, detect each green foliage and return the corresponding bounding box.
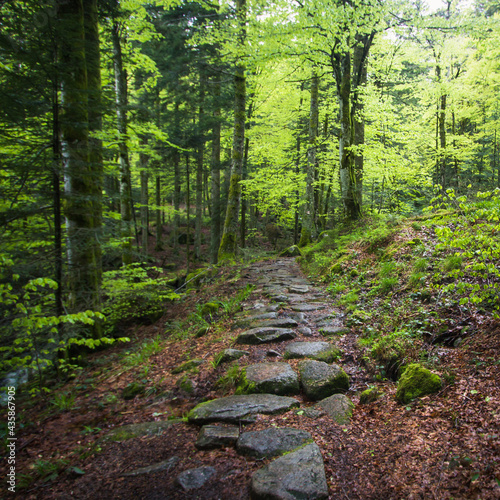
[102,264,179,333]
[413,258,428,273]
[428,188,500,316]
[122,335,162,366]
[377,277,398,294]
[52,392,76,411]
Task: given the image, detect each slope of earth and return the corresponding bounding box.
[2,215,499,499]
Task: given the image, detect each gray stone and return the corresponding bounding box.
[217,349,249,364]
[188,394,300,424]
[244,362,299,395]
[320,326,349,336]
[285,342,341,363]
[316,394,354,424]
[237,427,312,459]
[176,466,216,491]
[122,457,179,476]
[299,360,349,401]
[286,312,306,323]
[298,326,313,337]
[291,303,327,312]
[271,294,290,302]
[236,327,297,345]
[104,420,181,442]
[195,425,239,449]
[288,285,309,294]
[251,443,328,500]
[266,350,281,357]
[247,318,298,329]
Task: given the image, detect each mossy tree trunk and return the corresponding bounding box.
[195,74,205,260]
[218,0,246,262]
[140,164,149,258]
[112,20,133,266]
[60,0,101,320]
[299,71,318,247]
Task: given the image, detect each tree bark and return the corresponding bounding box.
[112,21,133,266]
[140,166,149,257]
[299,71,318,246]
[60,0,101,317]
[218,0,246,261]
[195,74,205,260]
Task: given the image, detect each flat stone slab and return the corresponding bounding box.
[245,362,299,395]
[195,425,239,449]
[320,326,349,336]
[298,326,313,337]
[299,360,349,401]
[122,457,179,476]
[176,466,216,491]
[247,318,298,330]
[236,327,297,345]
[284,342,341,363]
[288,285,309,294]
[188,394,300,424]
[237,427,312,459]
[286,312,307,323]
[270,294,290,302]
[316,394,354,424]
[291,303,327,312]
[217,348,249,363]
[251,443,328,499]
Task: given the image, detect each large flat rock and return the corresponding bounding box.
[246,318,299,330]
[284,341,341,363]
[237,427,312,459]
[188,394,300,424]
[251,443,328,499]
[299,360,349,401]
[316,394,354,425]
[245,362,299,395]
[291,303,327,312]
[236,327,297,345]
[195,425,240,449]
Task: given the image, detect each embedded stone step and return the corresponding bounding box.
[251,443,328,499]
[176,466,216,491]
[316,394,354,425]
[244,362,299,395]
[291,303,327,312]
[288,284,309,294]
[195,425,240,449]
[216,348,249,364]
[319,326,350,337]
[245,318,299,330]
[237,427,312,459]
[236,327,297,345]
[187,394,300,424]
[284,341,341,363]
[299,360,349,401]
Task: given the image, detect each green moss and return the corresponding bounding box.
[177,375,195,393]
[359,387,384,404]
[200,302,220,316]
[172,359,204,374]
[396,363,442,404]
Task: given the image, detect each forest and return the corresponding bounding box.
[1,0,500,498]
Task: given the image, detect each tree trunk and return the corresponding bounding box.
[60,0,101,317]
[218,0,246,261]
[112,21,133,266]
[299,72,318,246]
[140,166,149,257]
[353,39,366,209]
[155,175,162,250]
[195,75,205,260]
[186,154,191,274]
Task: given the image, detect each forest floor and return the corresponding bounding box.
[2,218,500,499]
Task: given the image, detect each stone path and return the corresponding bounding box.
[181,258,359,497]
[107,257,365,497]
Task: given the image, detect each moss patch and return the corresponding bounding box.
[396,363,442,404]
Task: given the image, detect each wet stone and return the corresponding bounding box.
[291,303,327,312]
[217,349,249,364]
[246,318,298,330]
[176,466,217,491]
[286,312,307,323]
[299,360,350,401]
[237,427,312,459]
[188,394,300,424]
[236,327,297,345]
[270,294,290,302]
[251,443,328,500]
[284,342,341,363]
[288,285,309,294]
[195,425,240,449]
[298,326,314,337]
[245,362,300,395]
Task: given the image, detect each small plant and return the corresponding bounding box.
[52,392,76,411]
[339,290,359,305]
[379,261,397,278]
[31,458,68,482]
[411,222,422,231]
[441,254,463,272]
[81,426,101,435]
[210,352,225,369]
[219,284,255,315]
[378,277,398,294]
[409,272,426,288]
[414,258,428,273]
[216,364,251,393]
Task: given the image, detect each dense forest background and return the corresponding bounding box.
[1,0,500,379]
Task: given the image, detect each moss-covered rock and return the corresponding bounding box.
[200,302,220,316]
[122,382,145,400]
[172,359,204,374]
[279,245,303,257]
[396,363,442,404]
[177,375,195,394]
[359,387,384,404]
